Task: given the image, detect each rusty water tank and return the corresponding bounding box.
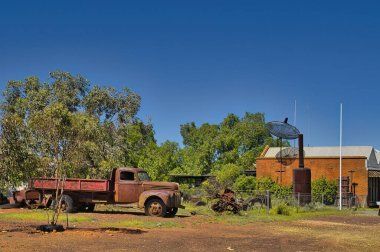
[292,134,311,205]
[293,168,311,205]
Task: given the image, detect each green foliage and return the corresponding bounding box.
[0,71,278,189]
[214,163,244,188]
[256,177,276,191]
[256,177,292,198]
[138,141,181,181]
[311,176,337,204]
[233,175,256,191]
[179,112,272,176]
[271,184,293,199]
[276,202,291,216]
[0,71,147,188]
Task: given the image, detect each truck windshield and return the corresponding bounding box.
[137,172,150,181]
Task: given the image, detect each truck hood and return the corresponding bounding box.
[142,181,179,191]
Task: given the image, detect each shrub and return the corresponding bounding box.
[256,177,292,198]
[311,176,337,205]
[214,163,244,188]
[276,202,291,215]
[271,183,293,199]
[233,175,256,191]
[256,177,275,191]
[201,177,222,197]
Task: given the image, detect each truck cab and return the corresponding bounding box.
[111,167,183,217]
[110,167,183,216]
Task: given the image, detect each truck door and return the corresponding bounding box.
[115,170,142,203]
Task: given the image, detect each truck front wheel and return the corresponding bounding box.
[145,199,167,217]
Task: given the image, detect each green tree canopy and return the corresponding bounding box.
[0,71,149,188]
[177,112,277,176]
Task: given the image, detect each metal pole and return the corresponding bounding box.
[280,137,283,185]
[266,190,270,215]
[339,103,343,210]
[298,134,304,168]
[294,100,297,147]
[298,192,300,206]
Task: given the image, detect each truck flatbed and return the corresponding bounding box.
[30,178,110,192]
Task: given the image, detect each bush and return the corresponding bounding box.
[233,175,256,191]
[276,202,291,215]
[214,163,244,188]
[311,177,337,205]
[256,177,275,191]
[180,184,208,202]
[256,177,292,198]
[201,178,222,197]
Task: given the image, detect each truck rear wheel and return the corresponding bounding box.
[78,203,95,212]
[145,198,166,217]
[52,195,74,213]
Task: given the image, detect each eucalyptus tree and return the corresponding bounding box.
[0,71,145,189]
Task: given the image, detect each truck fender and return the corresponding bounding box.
[138,190,173,208]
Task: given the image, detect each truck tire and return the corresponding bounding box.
[78,203,95,212]
[166,207,178,217]
[86,203,95,212]
[145,198,167,217]
[51,195,74,213]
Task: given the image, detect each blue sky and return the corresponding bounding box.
[1,1,379,148]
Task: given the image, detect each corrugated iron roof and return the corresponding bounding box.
[375,151,380,165]
[262,146,380,169]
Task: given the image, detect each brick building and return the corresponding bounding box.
[256,146,380,207]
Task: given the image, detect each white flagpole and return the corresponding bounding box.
[294,100,297,147]
[294,100,297,126]
[339,103,343,210]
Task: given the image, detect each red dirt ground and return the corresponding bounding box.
[1,208,380,252]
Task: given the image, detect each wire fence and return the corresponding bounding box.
[237,190,367,209]
[182,188,367,213]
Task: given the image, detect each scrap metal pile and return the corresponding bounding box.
[211,189,270,214]
[211,189,242,214]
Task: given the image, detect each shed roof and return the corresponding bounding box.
[262,146,380,169]
[376,151,380,165]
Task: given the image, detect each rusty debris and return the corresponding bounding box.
[211,189,241,214]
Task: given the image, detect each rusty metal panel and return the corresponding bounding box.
[293,168,311,205]
[30,178,109,192]
[63,180,81,190]
[31,179,57,189]
[81,180,109,191]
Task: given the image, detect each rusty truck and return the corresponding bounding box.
[10,167,183,217]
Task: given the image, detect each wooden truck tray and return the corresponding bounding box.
[30,178,110,192]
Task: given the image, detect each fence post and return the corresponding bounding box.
[266,190,270,215]
[322,194,324,205]
[298,192,300,206]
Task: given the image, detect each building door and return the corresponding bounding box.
[368,170,380,207]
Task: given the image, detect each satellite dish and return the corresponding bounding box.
[266,118,300,140]
[275,147,303,166]
[266,118,301,184]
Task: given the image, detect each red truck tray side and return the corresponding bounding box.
[30,178,110,192]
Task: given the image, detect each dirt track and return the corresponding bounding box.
[1,208,380,252]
